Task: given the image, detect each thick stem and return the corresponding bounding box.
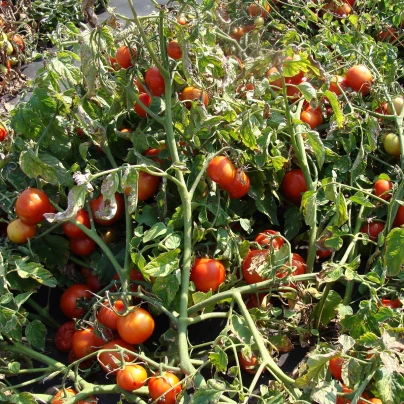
[26,299,61,329]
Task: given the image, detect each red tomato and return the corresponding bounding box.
[368,399,383,404]
[72,328,106,359]
[85,273,103,293]
[248,3,270,19]
[98,339,136,373]
[228,170,250,199]
[117,307,155,344]
[239,351,259,374]
[181,86,209,108]
[329,357,344,381]
[115,45,137,69]
[134,77,146,93]
[134,93,152,118]
[70,236,96,256]
[345,65,372,95]
[190,258,226,292]
[324,1,352,17]
[377,26,398,43]
[336,385,353,404]
[177,15,187,25]
[277,253,307,278]
[375,102,388,115]
[242,249,269,284]
[51,388,96,404]
[144,147,165,165]
[360,222,385,240]
[255,230,284,250]
[7,219,36,244]
[145,66,165,97]
[329,75,348,96]
[281,169,308,204]
[0,123,7,141]
[300,105,323,129]
[109,55,120,71]
[60,284,92,319]
[286,76,308,99]
[148,372,182,404]
[55,321,76,352]
[62,209,91,239]
[374,179,392,200]
[266,66,282,89]
[117,364,148,391]
[207,156,237,190]
[167,40,182,59]
[15,188,52,224]
[124,171,160,201]
[393,205,404,227]
[317,248,332,259]
[89,193,124,226]
[381,299,402,309]
[97,300,125,330]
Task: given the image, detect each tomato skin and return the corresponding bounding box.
[345,65,372,95]
[115,45,137,69]
[60,284,92,319]
[329,357,344,381]
[51,388,96,404]
[7,219,36,244]
[148,372,182,404]
[266,67,282,89]
[329,75,348,96]
[72,328,106,359]
[55,321,76,352]
[207,156,236,190]
[85,273,103,293]
[248,3,270,19]
[190,258,226,292]
[317,248,332,259]
[167,40,182,59]
[377,26,398,43]
[374,179,392,200]
[62,209,91,239]
[228,170,250,199]
[388,96,404,115]
[89,193,124,226]
[300,104,323,129]
[134,93,152,118]
[0,123,7,141]
[286,76,308,99]
[383,133,401,157]
[70,236,96,256]
[255,230,284,250]
[117,306,155,344]
[242,249,269,284]
[117,364,148,391]
[145,66,165,97]
[239,351,259,374]
[138,171,160,201]
[360,222,385,240]
[336,385,353,404]
[381,298,402,309]
[182,86,209,108]
[98,338,136,373]
[15,188,52,224]
[97,300,125,330]
[368,399,383,404]
[177,15,187,25]
[393,204,404,227]
[281,169,308,204]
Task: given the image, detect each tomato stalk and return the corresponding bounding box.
[26,298,61,329]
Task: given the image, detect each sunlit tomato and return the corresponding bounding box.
[377,26,398,43]
[134,93,152,118]
[55,321,76,352]
[381,299,402,309]
[255,230,284,250]
[115,45,137,69]
[117,307,155,344]
[167,40,182,59]
[89,193,124,226]
[60,284,92,319]
[72,328,106,359]
[190,258,226,292]
[228,170,250,199]
[98,338,136,373]
[51,388,96,404]
[388,96,404,115]
[177,15,187,25]
[148,372,182,404]
[70,236,96,256]
[254,16,265,27]
[15,188,52,224]
[144,147,165,165]
[329,75,348,96]
[285,76,308,99]
[266,67,282,89]
[7,219,36,244]
[383,133,401,157]
[329,357,344,381]
[281,169,308,204]
[324,1,352,17]
[239,351,259,374]
[393,204,404,227]
[62,209,90,239]
[124,171,160,201]
[117,364,148,391]
[236,82,255,98]
[368,399,383,404]
[248,3,270,19]
[0,123,7,141]
[145,66,165,97]
[345,65,372,95]
[181,86,209,108]
[300,105,323,129]
[277,253,306,278]
[97,300,125,330]
[207,156,236,190]
[360,222,385,240]
[230,27,245,41]
[12,34,25,51]
[317,248,332,259]
[374,179,392,200]
[242,249,269,284]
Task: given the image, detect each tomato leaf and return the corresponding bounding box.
[15,258,57,288]
[298,82,317,101]
[9,392,37,404]
[307,130,325,169]
[374,368,404,404]
[152,274,179,308]
[136,205,160,227]
[310,381,338,404]
[312,290,342,326]
[348,192,374,208]
[143,223,168,243]
[240,115,258,149]
[209,345,228,373]
[335,194,348,226]
[143,249,180,277]
[284,206,303,240]
[231,314,253,344]
[324,90,344,128]
[296,351,337,387]
[302,190,317,226]
[383,228,404,277]
[121,167,139,214]
[25,320,46,350]
[31,235,69,269]
[190,389,223,403]
[7,361,20,374]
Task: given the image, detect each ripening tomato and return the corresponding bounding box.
[329,76,348,96]
[266,67,282,89]
[324,1,352,17]
[228,170,250,198]
[177,15,187,25]
[124,171,160,201]
[242,249,269,284]
[109,55,120,71]
[388,96,404,116]
[281,169,308,204]
[207,156,237,189]
[181,86,209,108]
[393,204,404,227]
[239,351,259,374]
[148,372,182,404]
[0,122,7,141]
[115,45,137,69]
[55,321,76,352]
[12,34,25,51]
[300,105,323,129]
[145,66,165,97]
[15,188,52,224]
[236,82,255,98]
[375,102,388,116]
[381,298,402,309]
[89,193,124,226]
[345,65,372,95]
[374,179,392,200]
[248,3,270,19]
[167,40,182,59]
[60,284,92,319]
[329,357,344,381]
[97,300,125,330]
[7,219,36,244]
[360,221,385,240]
[117,364,148,391]
[51,388,96,404]
[117,307,155,344]
[72,327,106,359]
[62,209,91,239]
[70,236,96,256]
[190,258,226,292]
[134,93,152,118]
[286,76,308,99]
[383,133,401,157]
[377,26,398,43]
[98,338,136,373]
[255,230,284,250]
[144,147,165,165]
[230,27,245,41]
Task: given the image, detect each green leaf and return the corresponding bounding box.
[284,207,303,240]
[256,193,279,225]
[298,82,317,101]
[143,223,167,243]
[26,320,46,350]
[324,90,344,128]
[296,351,336,387]
[312,290,342,326]
[190,389,223,404]
[335,194,348,226]
[15,292,33,309]
[348,192,374,208]
[356,332,379,346]
[31,235,69,269]
[10,393,37,404]
[384,228,404,276]
[209,346,228,373]
[231,314,253,344]
[8,361,20,374]
[302,190,317,226]
[15,258,57,287]
[136,205,159,226]
[307,131,325,169]
[310,381,338,404]
[151,275,180,308]
[374,368,404,404]
[142,249,180,277]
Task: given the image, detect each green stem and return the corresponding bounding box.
[187,312,229,325]
[26,299,61,329]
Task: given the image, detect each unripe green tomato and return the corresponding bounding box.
[383,133,401,156]
[388,96,404,116]
[254,17,265,27]
[9,57,18,66]
[6,41,13,56]
[0,64,7,74]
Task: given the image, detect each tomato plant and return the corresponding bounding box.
[115,45,136,69]
[145,66,165,96]
[97,300,125,330]
[383,133,401,157]
[167,40,182,60]
[134,92,152,118]
[374,179,392,200]
[51,388,96,404]
[238,350,259,374]
[329,356,344,381]
[70,236,96,256]
[360,221,385,240]
[345,64,372,94]
[72,327,106,359]
[255,229,284,250]
[181,86,209,108]
[242,249,269,284]
[0,122,7,141]
[89,193,124,226]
